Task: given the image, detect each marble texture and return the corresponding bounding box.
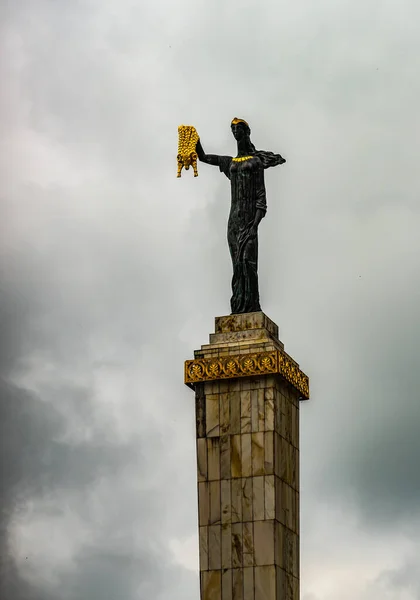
[232,523,243,568]
[201,570,221,600]
[242,522,254,567]
[220,393,231,435]
[251,389,265,432]
[193,312,302,600]
[222,523,232,568]
[240,391,252,433]
[241,434,252,477]
[231,435,242,478]
[252,476,265,521]
[198,481,209,527]
[255,565,276,600]
[215,312,279,338]
[208,525,221,570]
[243,567,254,600]
[221,479,232,525]
[210,327,276,345]
[231,479,243,523]
[199,526,208,571]
[265,475,275,520]
[206,394,220,437]
[220,435,231,480]
[264,432,274,475]
[254,520,275,565]
[251,432,264,476]
[222,569,233,600]
[209,480,221,525]
[207,438,220,481]
[232,568,244,600]
[197,438,208,482]
[242,478,253,522]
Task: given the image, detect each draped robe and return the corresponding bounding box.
[217,151,285,314]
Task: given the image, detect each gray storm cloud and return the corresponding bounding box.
[1,0,420,599]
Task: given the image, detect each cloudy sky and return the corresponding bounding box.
[1,0,420,598]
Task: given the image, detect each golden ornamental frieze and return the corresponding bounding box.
[185,350,309,399]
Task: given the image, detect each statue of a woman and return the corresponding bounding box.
[196,118,286,314]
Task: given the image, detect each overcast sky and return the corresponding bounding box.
[1,1,420,599]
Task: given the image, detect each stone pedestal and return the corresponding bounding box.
[185,312,309,600]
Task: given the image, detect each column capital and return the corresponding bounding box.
[184,312,310,400]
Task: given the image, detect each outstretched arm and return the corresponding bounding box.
[196,139,221,166]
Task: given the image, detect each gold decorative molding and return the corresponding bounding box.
[185,349,309,399]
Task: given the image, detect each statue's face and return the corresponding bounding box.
[231,123,246,141]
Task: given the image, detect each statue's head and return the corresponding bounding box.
[231,117,251,141]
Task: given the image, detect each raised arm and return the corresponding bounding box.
[196,139,222,166]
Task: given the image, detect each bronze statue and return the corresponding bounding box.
[178,118,286,314]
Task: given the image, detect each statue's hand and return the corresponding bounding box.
[196,139,205,161]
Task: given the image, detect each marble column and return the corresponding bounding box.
[185,312,309,600]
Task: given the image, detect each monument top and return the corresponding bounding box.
[177,119,286,315]
[185,311,309,400]
[215,311,279,339]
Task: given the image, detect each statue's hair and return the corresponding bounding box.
[231,118,285,167]
[231,117,249,128]
[231,117,257,153]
